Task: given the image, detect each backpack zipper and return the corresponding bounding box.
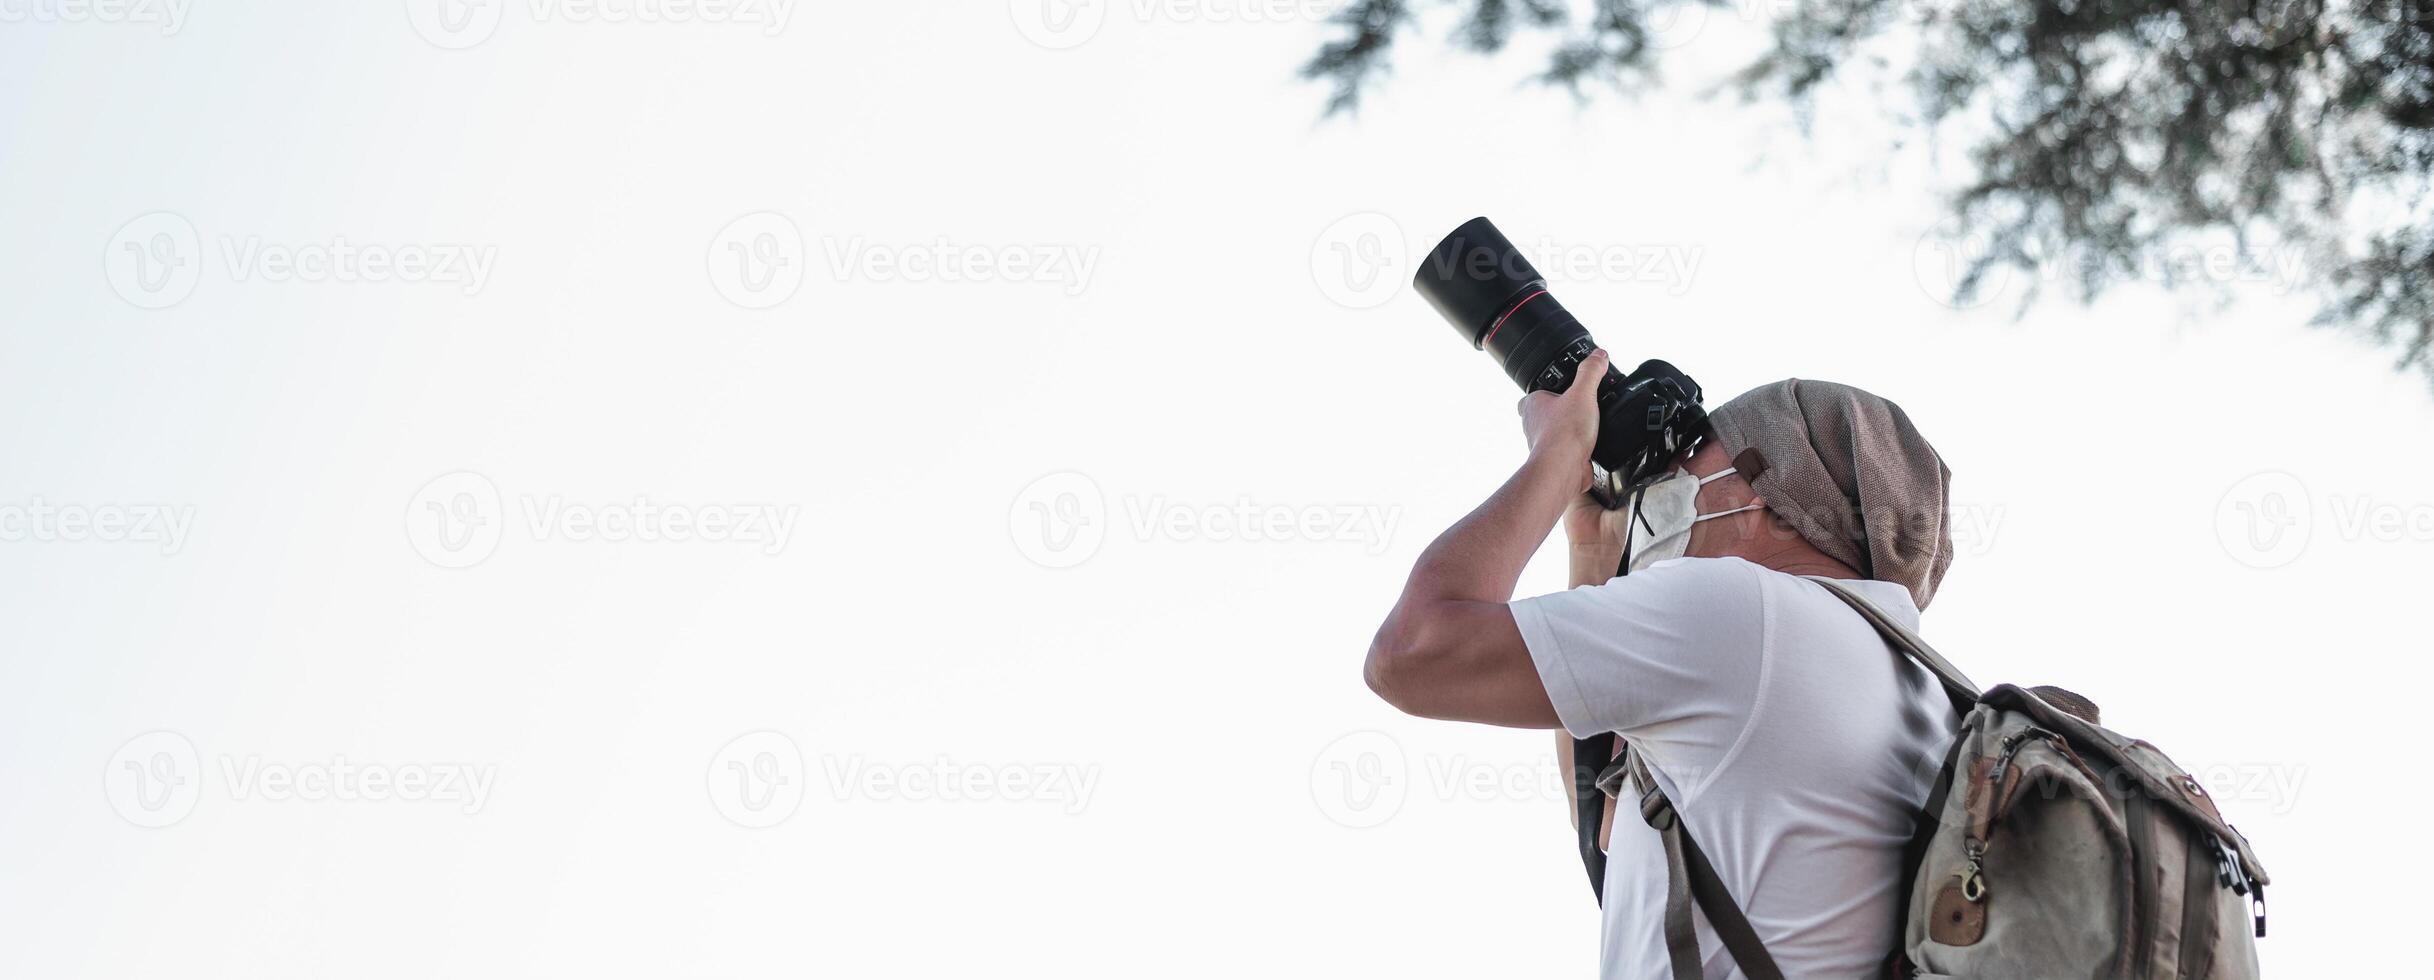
[1985,727,2060,788]
[1961,728,2063,904]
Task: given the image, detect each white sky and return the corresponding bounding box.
[1,2,2424,976]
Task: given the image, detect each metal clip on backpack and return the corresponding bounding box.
[1569,577,2272,979]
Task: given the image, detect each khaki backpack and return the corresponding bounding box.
[1585,577,2272,979]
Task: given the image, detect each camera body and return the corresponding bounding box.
[1412,217,1709,504]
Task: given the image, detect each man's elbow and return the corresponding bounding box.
[1363,615,1434,716]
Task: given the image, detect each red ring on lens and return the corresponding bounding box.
[1481,289,1550,348]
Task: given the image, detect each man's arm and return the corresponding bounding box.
[1363,350,1610,728]
[1558,499,1631,843]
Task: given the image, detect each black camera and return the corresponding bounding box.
[1412,217,1710,506]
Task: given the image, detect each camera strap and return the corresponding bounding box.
[1569,731,1616,902]
[1568,550,1636,902]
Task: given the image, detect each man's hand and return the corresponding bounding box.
[1517,349,1609,496]
[1563,492,1634,585]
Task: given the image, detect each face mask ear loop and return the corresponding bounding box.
[1691,502,1766,524]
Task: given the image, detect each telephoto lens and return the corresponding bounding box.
[1412,216,1708,498]
[1413,217,1606,395]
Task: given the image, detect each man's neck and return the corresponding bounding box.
[1723,532,1863,582]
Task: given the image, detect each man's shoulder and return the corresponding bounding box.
[1540,557,1769,638]
[1662,559,1923,629]
[1598,555,1763,594]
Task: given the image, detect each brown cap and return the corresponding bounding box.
[1707,379,1954,609]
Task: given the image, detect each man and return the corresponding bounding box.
[1363,348,1960,978]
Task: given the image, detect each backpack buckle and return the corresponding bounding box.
[2209,836,2267,938]
[1638,783,1675,830]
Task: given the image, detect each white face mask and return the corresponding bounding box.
[1623,464,1765,573]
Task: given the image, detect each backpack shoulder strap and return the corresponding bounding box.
[1802,575,1982,713]
[1619,747,1786,980]
[1586,575,1979,979]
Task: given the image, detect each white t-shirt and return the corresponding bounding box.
[1512,556,1957,979]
